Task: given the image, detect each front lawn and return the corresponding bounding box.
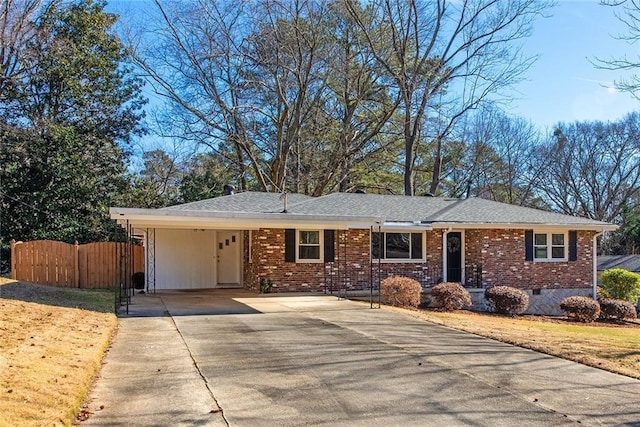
[399,307,640,379]
[0,279,117,426]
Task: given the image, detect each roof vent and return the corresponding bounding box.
[223,184,235,196]
[355,189,366,194]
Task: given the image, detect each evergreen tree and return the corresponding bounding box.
[1,0,145,258]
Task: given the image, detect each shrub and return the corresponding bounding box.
[430,282,472,311]
[380,276,422,308]
[596,285,611,301]
[259,278,272,294]
[600,268,640,304]
[484,286,529,316]
[599,298,638,321]
[559,296,600,323]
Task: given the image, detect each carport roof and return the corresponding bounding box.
[110,191,617,231]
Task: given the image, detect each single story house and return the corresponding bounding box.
[110,191,617,314]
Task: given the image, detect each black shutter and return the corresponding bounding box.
[525,230,534,261]
[324,230,335,262]
[569,230,577,261]
[285,229,296,262]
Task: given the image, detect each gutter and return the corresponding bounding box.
[109,207,384,230]
[593,230,605,300]
[430,222,618,231]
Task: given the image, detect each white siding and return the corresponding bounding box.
[155,229,216,289]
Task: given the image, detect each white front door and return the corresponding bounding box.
[217,231,241,286]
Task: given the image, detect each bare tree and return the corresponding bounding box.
[595,0,640,96]
[307,1,399,195]
[450,107,547,206]
[345,0,550,195]
[127,0,260,191]
[538,113,640,222]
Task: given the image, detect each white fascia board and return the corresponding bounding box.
[430,222,619,231]
[378,222,433,231]
[110,207,383,230]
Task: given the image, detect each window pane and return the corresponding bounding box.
[552,234,564,246]
[535,247,547,259]
[411,233,423,259]
[386,233,410,259]
[552,247,565,258]
[299,246,320,260]
[534,234,547,245]
[299,230,319,245]
[371,232,382,259]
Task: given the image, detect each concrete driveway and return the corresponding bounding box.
[82,290,640,426]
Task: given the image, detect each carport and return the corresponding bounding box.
[110,199,385,313]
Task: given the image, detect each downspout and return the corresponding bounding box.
[592,230,605,300]
[442,227,452,282]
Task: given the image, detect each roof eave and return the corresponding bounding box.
[109,207,383,230]
[430,222,618,231]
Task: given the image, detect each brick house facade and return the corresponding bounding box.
[112,191,615,314]
[243,227,595,294]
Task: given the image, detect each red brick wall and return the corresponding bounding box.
[477,229,595,290]
[247,228,329,292]
[242,227,595,292]
[244,228,444,292]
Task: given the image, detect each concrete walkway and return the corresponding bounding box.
[81,290,640,426]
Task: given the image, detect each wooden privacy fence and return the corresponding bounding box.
[10,240,144,289]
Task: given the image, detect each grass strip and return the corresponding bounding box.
[0,279,118,426]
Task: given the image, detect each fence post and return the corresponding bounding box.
[74,241,80,288]
[10,239,16,280]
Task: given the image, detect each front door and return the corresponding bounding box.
[217,231,241,286]
[446,232,462,283]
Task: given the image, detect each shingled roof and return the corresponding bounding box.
[597,255,640,272]
[155,191,614,229]
[161,192,312,213]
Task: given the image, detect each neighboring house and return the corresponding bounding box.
[110,191,617,314]
[597,255,640,279]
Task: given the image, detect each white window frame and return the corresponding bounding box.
[371,231,426,263]
[533,231,567,262]
[296,229,323,263]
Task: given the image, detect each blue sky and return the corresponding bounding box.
[511,0,639,129]
[108,0,640,138]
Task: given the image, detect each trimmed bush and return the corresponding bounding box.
[596,285,612,301]
[380,276,422,308]
[599,298,638,321]
[600,268,640,304]
[430,282,472,311]
[559,296,600,323]
[484,286,529,316]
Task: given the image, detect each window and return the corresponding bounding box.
[534,232,566,261]
[297,230,322,261]
[372,232,424,260]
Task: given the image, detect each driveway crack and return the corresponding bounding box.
[161,297,230,427]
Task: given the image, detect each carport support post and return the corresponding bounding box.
[10,239,16,280]
[368,224,382,309]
